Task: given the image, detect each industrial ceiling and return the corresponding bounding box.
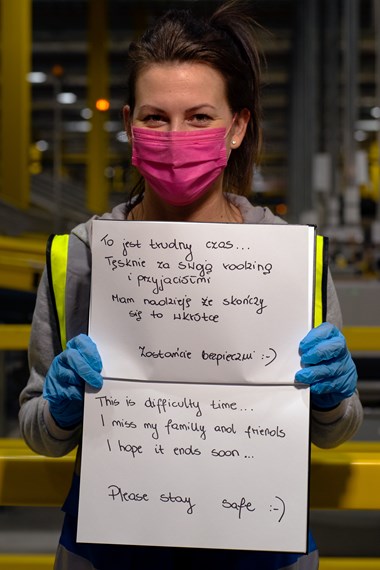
[6,0,380,232]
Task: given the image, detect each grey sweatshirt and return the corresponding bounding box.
[19,195,363,457]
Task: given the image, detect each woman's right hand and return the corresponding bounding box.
[43,334,103,428]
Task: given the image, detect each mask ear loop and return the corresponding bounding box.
[225,113,237,139]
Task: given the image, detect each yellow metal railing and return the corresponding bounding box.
[343,326,380,352]
[1,324,379,353]
[1,554,378,570]
[0,235,46,292]
[0,554,55,570]
[0,440,379,569]
[0,324,31,350]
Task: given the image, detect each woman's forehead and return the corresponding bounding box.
[134,62,228,109]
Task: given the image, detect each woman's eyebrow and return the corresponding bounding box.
[186,104,217,112]
[137,104,217,114]
[136,105,167,114]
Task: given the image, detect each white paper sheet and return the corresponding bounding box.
[79,220,316,552]
[78,381,310,553]
[89,221,316,384]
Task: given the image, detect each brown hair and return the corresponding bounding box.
[125,0,263,201]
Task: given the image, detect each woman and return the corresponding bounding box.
[19,1,362,568]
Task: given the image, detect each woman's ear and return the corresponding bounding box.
[230,108,250,149]
[123,105,132,141]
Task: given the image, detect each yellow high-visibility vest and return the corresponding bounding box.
[46,234,70,350]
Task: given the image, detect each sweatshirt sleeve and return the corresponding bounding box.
[310,270,364,448]
[19,268,82,457]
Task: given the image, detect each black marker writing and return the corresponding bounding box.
[222,496,256,519]
[160,491,195,515]
[245,425,286,439]
[164,418,206,440]
[137,274,211,295]
[144,396,202,417]
[139,346,192,360]
[108,484,149,503]
[222,294,267,315]
[143,296,191,310]
[149,238,193,261]
[202,349,255,366]
[222,261,272,275]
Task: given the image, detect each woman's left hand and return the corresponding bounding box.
[295,322,358,409]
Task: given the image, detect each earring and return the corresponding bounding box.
[232,139,237,145]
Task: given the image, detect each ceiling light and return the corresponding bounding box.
[56,92,77,104]
[354,130,367,142]
[355,120,380,132]
[370,106,380,119]
[27,71,47,83]
[80,108,93,119]
[64,121,92,133]
[35,140,49,151]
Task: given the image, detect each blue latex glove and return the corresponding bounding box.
[43,334,103,428]
[295,322,357,409]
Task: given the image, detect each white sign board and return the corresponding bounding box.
[79,220,317,553]
[78,380,310,553]
[89,221,316,384]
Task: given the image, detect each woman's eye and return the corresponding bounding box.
[143,114,166,124]
[190,114,212,124]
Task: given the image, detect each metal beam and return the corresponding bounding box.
[86,0,109,214]
[0,0,31,209]
[288,0,319,222]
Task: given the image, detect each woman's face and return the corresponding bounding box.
[123,62,249,213]
[126,62,248,148]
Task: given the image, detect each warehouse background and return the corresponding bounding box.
[0,0,379,563]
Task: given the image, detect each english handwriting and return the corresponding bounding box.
[214,423,236,434]
[108,484,149,503]
[211,448,240,458]
[144,421,159,440]
[173,445,201,456]
[117,440,143,458]
[210,400,237,411]
[245,425,286,439]
[160,491,196,515]
[95,395,120,407]
[222,496,256,519]
[144,396,202,417]
[111,418,137,430]
[164,418,206,440]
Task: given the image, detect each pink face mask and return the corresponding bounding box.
[131,126,230,206]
